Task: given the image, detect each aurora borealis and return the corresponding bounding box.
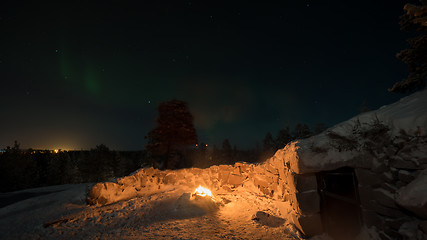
[0,1,414,150]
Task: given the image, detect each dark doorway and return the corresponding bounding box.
[317,167,362,239]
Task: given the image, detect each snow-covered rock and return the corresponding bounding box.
[397,169,427,219]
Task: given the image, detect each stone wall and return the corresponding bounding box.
[87,154,285,200]
[285,173,323,237]
[87,161,282,206]
[354,148,427,239]
[87,144,325,237]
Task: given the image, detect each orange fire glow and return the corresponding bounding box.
[193,185,212,198]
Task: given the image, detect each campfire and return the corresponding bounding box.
[190,185,220,205]
[193,185,212,198]
[172,185,220,215]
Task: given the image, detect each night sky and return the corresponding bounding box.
[0,1,416,150]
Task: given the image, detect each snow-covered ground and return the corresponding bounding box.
[0,182,384,240]
[0,183,305,239]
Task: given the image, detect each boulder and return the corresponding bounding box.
[87,182,123,205]
[371,202,407,218]
[252,174,270,189]
[116,175,138,186]
[396,169,427,219]
[419,221,427,234]
[234,162,250,172]
[398,170,415,184]
[373,189,398,209]
[385,217,411,231]
[390,157,421,170]
[252,211,286,228]
[358,186,375,209]
[163,172,177,185]
[361,208,384,228]
[287,173,317,194]
[227,174,246,186]
[291,212,323,237]
[291,191,320,215]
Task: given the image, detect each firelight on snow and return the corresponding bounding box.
[193,185,212,198]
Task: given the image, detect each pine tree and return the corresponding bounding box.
[275,127,292,150]
[145,100,198,169]
[221,139,233,164]
[314,123,328,135]
[292,123,312,140]
[192,142,208,167]
[390,1,427,93]
[263,132,275,152]
[359,100,372,113]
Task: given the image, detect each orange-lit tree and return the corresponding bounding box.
[146,100,198,169]
[390,1,427,93]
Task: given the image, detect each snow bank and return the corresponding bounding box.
[0,184,90,239]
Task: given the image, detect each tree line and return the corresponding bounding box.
[144,100,329,170]
[0,142,146,192]
[0,119,326,193]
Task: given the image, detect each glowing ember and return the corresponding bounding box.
[193,185,212,198]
